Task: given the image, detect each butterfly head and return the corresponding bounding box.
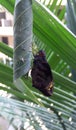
[37,50,45,57]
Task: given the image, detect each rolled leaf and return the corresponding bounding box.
[13,0,33,81]
[66,0,76,82]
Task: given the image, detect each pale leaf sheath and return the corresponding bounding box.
[13,0,33,81]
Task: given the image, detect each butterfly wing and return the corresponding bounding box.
[31,51,53,96]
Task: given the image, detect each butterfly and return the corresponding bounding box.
[31,50,53,96]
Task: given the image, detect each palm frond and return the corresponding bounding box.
[0,96,76,130]
[0,0,76,130]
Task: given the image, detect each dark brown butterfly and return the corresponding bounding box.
[31,50,53,96]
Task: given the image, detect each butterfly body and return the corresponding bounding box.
[31,50,53,96]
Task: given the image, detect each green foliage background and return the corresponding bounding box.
[0,0,76,130]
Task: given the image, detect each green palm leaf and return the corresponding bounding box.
[33,0,76,69]
[0,0,76,130]
[0,96,71,130]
